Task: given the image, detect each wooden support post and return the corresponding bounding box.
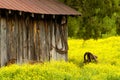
[1,18,7,66]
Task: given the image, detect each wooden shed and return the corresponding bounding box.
[0,0,80,66]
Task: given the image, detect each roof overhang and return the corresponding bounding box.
[0,0,81,16]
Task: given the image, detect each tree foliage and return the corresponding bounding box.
[59,0,120,39]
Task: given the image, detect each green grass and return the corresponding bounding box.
[0,36,120,80]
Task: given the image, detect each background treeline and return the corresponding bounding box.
[59,0,120,40]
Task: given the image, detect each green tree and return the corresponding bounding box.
[59,0,120,39]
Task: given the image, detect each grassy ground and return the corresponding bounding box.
[68,36,120,67]
[68,36,120,80]
[0,36,120,80]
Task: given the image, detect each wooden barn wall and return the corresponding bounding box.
[0,10,68,66]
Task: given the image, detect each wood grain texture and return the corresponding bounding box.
[0,10,68,66]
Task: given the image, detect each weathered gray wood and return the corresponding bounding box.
[0,11,68,66]
[14,15,19,63]
[17,16,20,63]
[1,17,7,66]
[49,16,68,61]
[44,20,49,61]
[46,20,51,61]
[10,18,16,59]
[33,20,37,60]
[23,17,28,62]
[19,17,23,64]
[50,21,57,60]
[38,20,42,61]
[35,21,40,61]
[30,19,34,60]
[6,17,10,61]
[39,20,46,61]
[15,16,19,63]
[62,16,68,61]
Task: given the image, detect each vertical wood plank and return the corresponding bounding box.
[1,17,7,66]
[46,20,51,61]
[19,16,23,64]
[39,20,45,61]
[38,21,42,61]
[46,21,50,61]
[24,16,30,61]
[23,16,28,62]
[6,14,11,61]
[34,20,39,61]
[14,15,19,63]
[6,17,11,60]
[16,16,19,63]
[11,16,16,59]
[49,19,53,60]
[50,20,57,60]
[38,20,42,61]
[61,16,68,61]
[44,20,47,61]
[55,23,62,60]
[30,19,34,60]
[56,16,68,61]
[28,19,31,60]
[16,15,21,64]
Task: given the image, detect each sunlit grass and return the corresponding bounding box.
[68,36,120,80]
[0,36,120,80]
[68,36,120,66]
[0,61,81,80]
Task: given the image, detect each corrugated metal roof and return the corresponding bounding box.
[0,0,80,15]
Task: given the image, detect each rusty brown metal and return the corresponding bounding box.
[0,0,80,15]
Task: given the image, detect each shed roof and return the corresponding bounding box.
[0,0,80,15]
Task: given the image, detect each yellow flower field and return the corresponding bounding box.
[68,36,120,80]
[0,36,120,80]
[68,36,120,66]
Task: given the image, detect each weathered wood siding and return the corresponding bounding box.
[0,10,68,66]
